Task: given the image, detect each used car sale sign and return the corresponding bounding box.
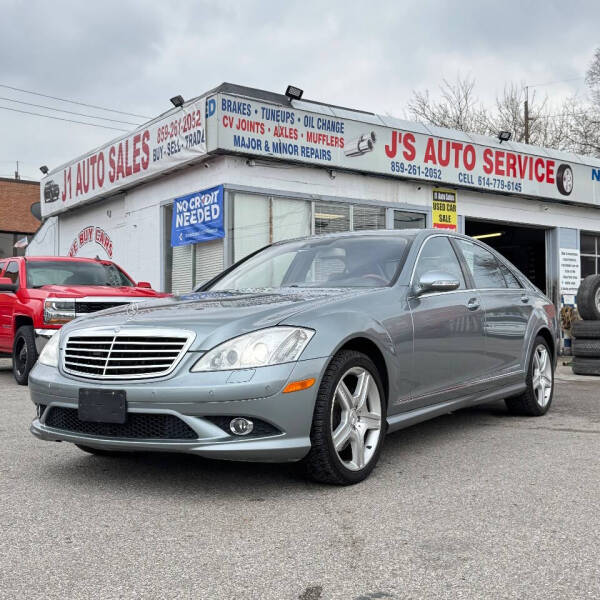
[40,98,207,218]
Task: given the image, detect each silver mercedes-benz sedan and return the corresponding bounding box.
[30,230,558,485]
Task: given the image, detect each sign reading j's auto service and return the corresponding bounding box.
[212,93,599,205]
[41,98,207,218]
[432,189,457,230]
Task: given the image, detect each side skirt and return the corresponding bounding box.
[386,381,526,434]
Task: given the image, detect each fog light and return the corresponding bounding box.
[229,417,254,436]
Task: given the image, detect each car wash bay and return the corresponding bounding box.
[464,218,548,294]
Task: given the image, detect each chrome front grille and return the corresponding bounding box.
[62,329,194,379]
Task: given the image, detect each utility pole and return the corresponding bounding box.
[14,160,20,180]
[524,86,530,144]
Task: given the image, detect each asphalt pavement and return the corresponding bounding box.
[1,360,599,600]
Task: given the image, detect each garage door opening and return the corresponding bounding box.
[464,219,547,294]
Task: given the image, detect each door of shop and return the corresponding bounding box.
[464,219,548,294]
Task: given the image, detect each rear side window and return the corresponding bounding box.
[497,261,522,289]
[4,261,19,285]
[0,261,5,274]
[456,240,507,289]
[413,236,466,289]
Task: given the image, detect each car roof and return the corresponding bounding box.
[4,256,115,264]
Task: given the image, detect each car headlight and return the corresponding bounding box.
[191,327,315,372]
[44,298,76,324]
[38,331,60,368]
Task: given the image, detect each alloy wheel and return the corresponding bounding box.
[330,366,382,471]
[532,344,552,407]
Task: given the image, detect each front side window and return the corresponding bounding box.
[456,240,507,289]
[210,235,411,291]
[412,236,465,289]
[497,261,522,289]
[5,261,19,285]
[26,261,134,288]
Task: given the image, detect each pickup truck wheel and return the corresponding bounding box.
[13,325,37,385]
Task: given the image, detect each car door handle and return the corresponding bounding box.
[467,298,480,311]
[520,295,530,304]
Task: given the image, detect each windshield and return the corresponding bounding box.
[209,235,411,291]
[26,261,134,288]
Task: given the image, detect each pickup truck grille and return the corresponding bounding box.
[62,330,193,379]
[75,301,130,314]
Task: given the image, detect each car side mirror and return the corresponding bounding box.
[414,270,460,296]
[137,281,152,289]
[0,276,17,292]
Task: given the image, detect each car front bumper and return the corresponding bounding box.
[29,354,330,462]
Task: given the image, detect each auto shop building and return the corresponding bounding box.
[29,83,600,347]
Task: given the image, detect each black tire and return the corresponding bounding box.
[505,336,554,416]
[75,444,124,456]
[12,325,38,386]
[572,338,600,358]
[572,357,600,376]
[571,320,600,339]
[556,164,573,196]
[576,275,600,321]
[300,350,387,485]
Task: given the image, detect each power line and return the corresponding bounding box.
[0,83,151,119]
[528,76,584,88]
[0,95,142,126]
[0,105,129,131]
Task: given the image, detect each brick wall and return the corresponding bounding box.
[0,177,41,234]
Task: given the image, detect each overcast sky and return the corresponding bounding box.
[0,0,598,180]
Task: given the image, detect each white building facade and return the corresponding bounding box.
[31,83,600,350]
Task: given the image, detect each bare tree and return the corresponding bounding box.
[408,76,569,149]
[407,76,490,134]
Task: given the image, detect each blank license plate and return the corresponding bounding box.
[78,389,127,424]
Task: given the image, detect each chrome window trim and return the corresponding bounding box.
[61,327,196,381]
[408,233,467,292]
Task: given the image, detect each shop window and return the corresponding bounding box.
[353,205,386,231]
[272,198,311,242]
[233,193,311,262]
[580,233,600,278]
[394,210,426,229]
[234,193,270,261]
[314,202,350,235]
[164,203,226,295]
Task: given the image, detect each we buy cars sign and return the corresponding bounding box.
[213,92,600,205]
[40,98,207,217]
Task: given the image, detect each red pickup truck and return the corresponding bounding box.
[0,256,168,384]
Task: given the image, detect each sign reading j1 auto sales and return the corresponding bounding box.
[40,98,207,217]
[171,185,224,247]
[212,93,600,205]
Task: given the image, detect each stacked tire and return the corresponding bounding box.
[572,275,600,376]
